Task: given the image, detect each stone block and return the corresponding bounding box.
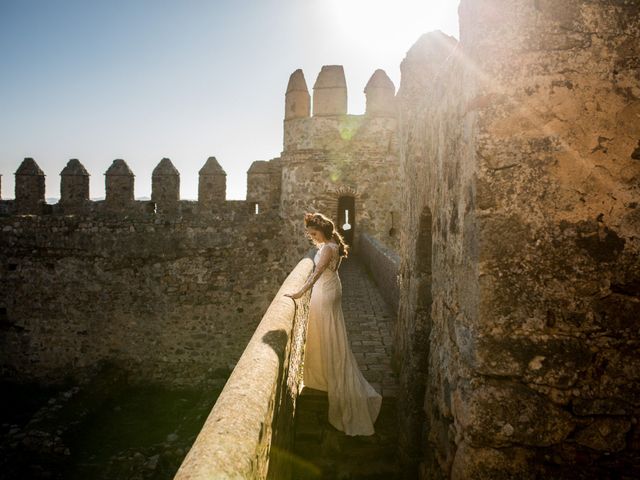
[451,441,535,480]
[453,382,574,447]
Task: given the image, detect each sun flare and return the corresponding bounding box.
[328,0,460,55]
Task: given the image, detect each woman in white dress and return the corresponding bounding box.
[285,212,382,436]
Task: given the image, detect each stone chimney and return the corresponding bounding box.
[313,65,347,116]
[15,157,45,214]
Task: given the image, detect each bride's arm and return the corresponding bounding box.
[285,245,333,299]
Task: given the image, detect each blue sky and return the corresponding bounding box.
[0,0,459,200]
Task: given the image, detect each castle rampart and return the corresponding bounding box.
[0,156,291,386]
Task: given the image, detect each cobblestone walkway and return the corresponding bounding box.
[339,255,398,398]
[291,254,400,480]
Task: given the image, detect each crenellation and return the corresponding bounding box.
[198,156,227,208]
[1,156,266,218]
[60,158,90,212]
[285,69,311,120]
[15,157,46,215]
[152,157,180,213]
[364,69,396,117]
[312,65,348,117]
[104,159,135,211]
[246,158,281,212]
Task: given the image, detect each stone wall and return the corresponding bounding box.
[0,159,289,387]
[396,1,640,478]
[356,232,400,315]
[395,30,473,479]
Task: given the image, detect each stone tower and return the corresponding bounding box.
[279,65,401,266]
[15,157,45,214]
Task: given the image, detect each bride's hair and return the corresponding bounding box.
[304,212,349,258]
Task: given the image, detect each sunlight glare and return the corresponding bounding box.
[328,0,459,56]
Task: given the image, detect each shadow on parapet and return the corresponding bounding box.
[173,257,314,480]
[0,155,282,218]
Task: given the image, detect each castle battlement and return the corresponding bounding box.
[0,156,279,217]
[283,66,397,152]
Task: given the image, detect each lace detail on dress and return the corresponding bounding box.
[317,242,341,272]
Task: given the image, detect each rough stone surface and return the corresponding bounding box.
[197,157,226,208]
[175,258,312,480]
[285,69,311,120]
[365,69,396,117]
[152,157,180,212]
[280,105,401,267]
[246,158,282,212]
[312,65,347,117]
[356,232,400,316]
[15,158,46,214]
[60,159,90,210]
[105,159,135,210]
[0,205,289,387]
[395,1,640,478]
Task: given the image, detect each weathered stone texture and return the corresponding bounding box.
[365,69,396,117]
[356,232,400,314]
[246,158,282,212]
[281,114,400,265]
[105,158,135,210]
[312,65,347,116]
[285,69,311,120]
[15,157,46,214]
[174,258,313,480]
[151,157,180,212]
[396,1,640,478]
[0,205,289,387]
[198,156,226,208]
[60,158,90,210]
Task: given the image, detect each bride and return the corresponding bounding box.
[285,212,382,436]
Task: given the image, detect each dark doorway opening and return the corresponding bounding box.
[337,196,355,247]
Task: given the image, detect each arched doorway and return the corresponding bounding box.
[337,196,355,247]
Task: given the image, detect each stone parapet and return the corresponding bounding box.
[0,157,280,217]
[174,256,313,480]
[356,232,400,314]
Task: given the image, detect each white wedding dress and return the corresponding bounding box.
[302,242,383,436]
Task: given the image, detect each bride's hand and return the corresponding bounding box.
[284,291,303,299]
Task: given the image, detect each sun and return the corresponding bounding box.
[328,0,460,55]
